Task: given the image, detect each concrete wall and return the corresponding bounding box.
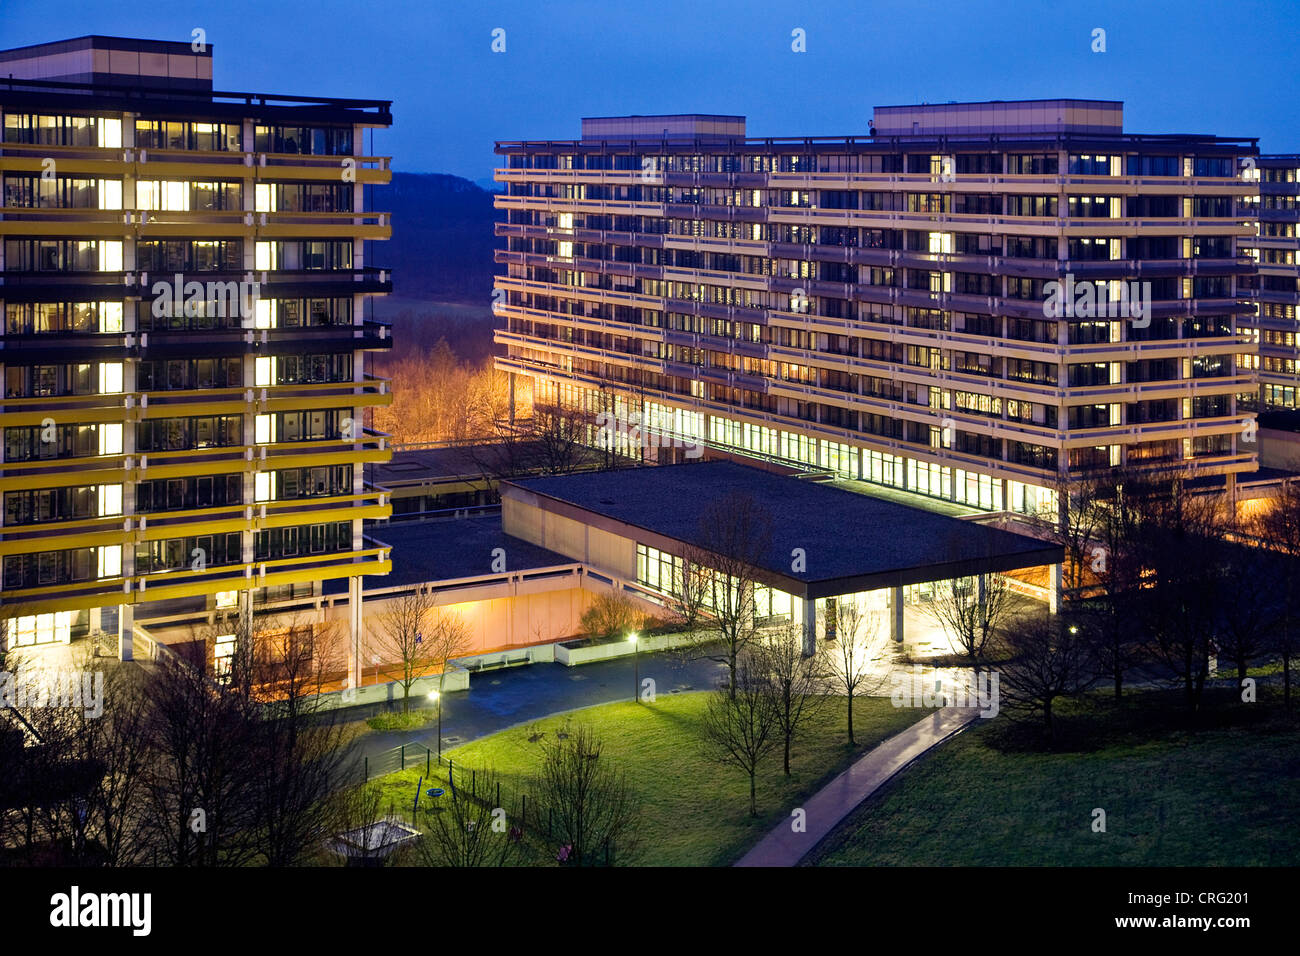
[1260,428,1300,471]
[502,494,636,580]
[434,586,595,651]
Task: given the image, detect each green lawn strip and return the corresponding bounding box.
[809,690,1300,866]
[371,691,932,866]
[365,708,436,732]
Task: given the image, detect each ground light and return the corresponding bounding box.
[628,632,639,703]
[428,689,442,761]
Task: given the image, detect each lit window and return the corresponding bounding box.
[98,179,122,210]
[98,484,122,516]
[254,472,271,502]
[255,356,275,387]
[98,545,121,578]
[99,423,123,456]
[254,298,275,329]
[213,633,236,680]
[99,302,123,333]
[164,181,189,211]
[255,242,276,271]
[98,241,122,272]
[255,414,275,444]
[98,362,123,394]
[97,118,122,149]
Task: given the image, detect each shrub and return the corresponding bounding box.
[579,593,644,640]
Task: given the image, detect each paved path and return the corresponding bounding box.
[734,705,980,867]
[348,647,729,762]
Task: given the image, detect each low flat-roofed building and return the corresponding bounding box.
[136,460,1063,688]
[502,460,1062,653]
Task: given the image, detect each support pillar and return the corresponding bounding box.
[1049,562,1062,614]
[348,575,363,690]
[89,606,102,636]
[891,585,905,643]
[800,596,816,657]
[117,603,134,661]
[508,372,517,427]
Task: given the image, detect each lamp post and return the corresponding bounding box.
[628,632,639,703]
[428,689,441,762]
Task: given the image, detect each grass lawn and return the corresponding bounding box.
[370,691,930,866]
[365,709,436,732]
[809,688,1300,866]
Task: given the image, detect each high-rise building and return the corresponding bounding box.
[1242,155,1300,411]
[0,36,393,664]
[493,102,1259,515]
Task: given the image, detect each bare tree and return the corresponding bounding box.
[141,649,261,867]
[1030,472,1109,601]
[1213,537,1281,684]
[999,610,1098,743]
[1080,476,1144,700]
[754,621,828,775]
[579,592,644,640]
[699,653,779,816]
[666,556,711,633]
[426,607,471,728]
[1129,475,1227,711]
[371,586,448,714]
[924,564,1014,671]
[820,599,885,745]
[1257,479,1300,713]
[414,766,524,867]
[240,617,354,867]
[68,659,153,866]
[683,492,774,698]
[533,723,639,866]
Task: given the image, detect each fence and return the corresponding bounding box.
[357,745,624,864]
[361,742,438,782]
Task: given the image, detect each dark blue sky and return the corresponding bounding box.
[4,0,1298,181]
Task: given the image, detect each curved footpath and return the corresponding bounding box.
[347,649,729,762]
[735,706,981,867]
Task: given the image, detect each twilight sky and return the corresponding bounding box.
[3,0,1298,182]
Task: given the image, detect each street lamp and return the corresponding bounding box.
[428,688,443,763]
[628,633,639,704]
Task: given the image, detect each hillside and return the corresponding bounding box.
[369,172,501,304]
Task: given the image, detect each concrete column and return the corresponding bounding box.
[1049,562,1062,614]
[348,575,363,688]
[801,596,816,657]
[117,603,134,661]
[891,585,905,643]
[508,372,517,426]
[89,606,102,635]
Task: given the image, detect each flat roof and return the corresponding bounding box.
[504,461,1061,599]
[874,98,1124,110]
[371,445,493,486]
[335,516,574,593]
[0,35,208,58]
